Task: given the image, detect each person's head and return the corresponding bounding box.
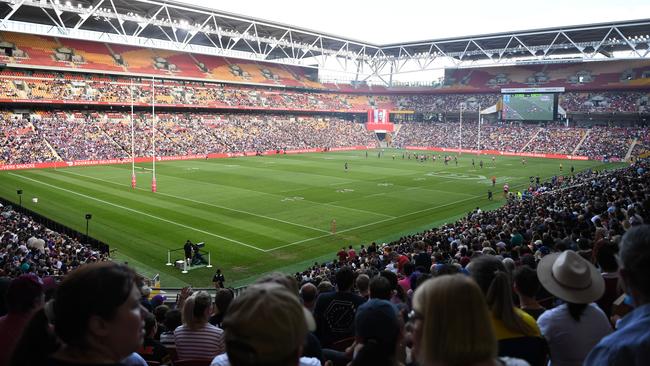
[299,282,318,305]
[6,273,44,314]
[618,225,650,305]
[182,291,212,329]
[223,283,308,366]
[214,288,235,318]
[317,281,334,294]
[468,255,537,337]
[355,274,370,294]
[256,272,299,295]
[351,299,401,366]
[153,304,169,324]
[596,244,619,273]
[369,275,392,300]
[163,309,182,332]
[513,266,541,299]
[53,262,144,362]
[335,266,354,291]
[143,311,157,339]
[412,275,496,366]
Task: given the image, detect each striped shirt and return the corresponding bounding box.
[174,323,225,360]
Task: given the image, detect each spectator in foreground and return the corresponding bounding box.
[536,250,611,366]
[350,299,403,366]
[211,282,319,366]
[469,256,546,366]
[586,225,650,365]
[174,291,225,360]
[412,274,527,366]
[513,266,546,320]
[0,274,44,366]
[314,266,365,349]
[46,262,146,365]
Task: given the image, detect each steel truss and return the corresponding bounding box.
[0,0,648,86]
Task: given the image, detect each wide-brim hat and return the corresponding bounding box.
[537,250,604,304]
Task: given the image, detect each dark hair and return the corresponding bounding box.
[214,288,235,316]
[336,266,354,291]
[9,308,60,366]
[53,262,138,347]
[619,225,650,300]
[143,310,157,337]
[369,276,392,300]
[6,274,43,313]
[567,302,588,322]
[403,262,415,276]
[596,244,619,273]
[153,304,169,323]
[164,309,182,331]
[514,266,541,298]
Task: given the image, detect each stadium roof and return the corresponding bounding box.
[0,0,648,82]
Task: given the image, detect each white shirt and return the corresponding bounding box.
[537,303,612,366]
[211,354,321,366]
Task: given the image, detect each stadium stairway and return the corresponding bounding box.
[519,127,543,152]
[625,138,638,161]
[572,129,590,155]
[41,135,62,161]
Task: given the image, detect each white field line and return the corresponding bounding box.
[9,173,266,252]
[266,194,481,252]
[59,170,330,234]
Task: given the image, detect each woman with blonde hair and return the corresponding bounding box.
[412,274,526,366]
[174,291,225,360]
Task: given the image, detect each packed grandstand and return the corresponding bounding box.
[0,2,650,366]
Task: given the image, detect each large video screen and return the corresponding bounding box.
[501,93,557,121]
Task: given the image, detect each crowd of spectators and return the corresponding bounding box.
[394,120,648,159]
[2,71,649,114]
[0,115,57,165]
[1,158,648,366]
[0,204,109,279]
[560,92,649,113]
[0,112,375,164]
[576,127,643,160]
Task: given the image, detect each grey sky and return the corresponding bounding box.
[180,0,650,44]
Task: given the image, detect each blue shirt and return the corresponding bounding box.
[584,303,650,366]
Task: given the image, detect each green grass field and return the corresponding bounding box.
[0,150,622,287]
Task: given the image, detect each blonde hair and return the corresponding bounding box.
[413,275,497,366]
[182,291,212,329]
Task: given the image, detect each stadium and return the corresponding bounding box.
[0,0,649,365]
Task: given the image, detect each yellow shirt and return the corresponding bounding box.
[491,308,542,340]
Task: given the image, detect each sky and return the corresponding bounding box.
[182,0,650,44]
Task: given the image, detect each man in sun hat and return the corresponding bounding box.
[211,282,319,366]
[586,225,650,366]
[536,250,612,366]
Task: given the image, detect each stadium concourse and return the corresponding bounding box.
[1,7,650,366]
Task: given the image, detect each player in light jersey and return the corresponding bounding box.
[503,183,510,198]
